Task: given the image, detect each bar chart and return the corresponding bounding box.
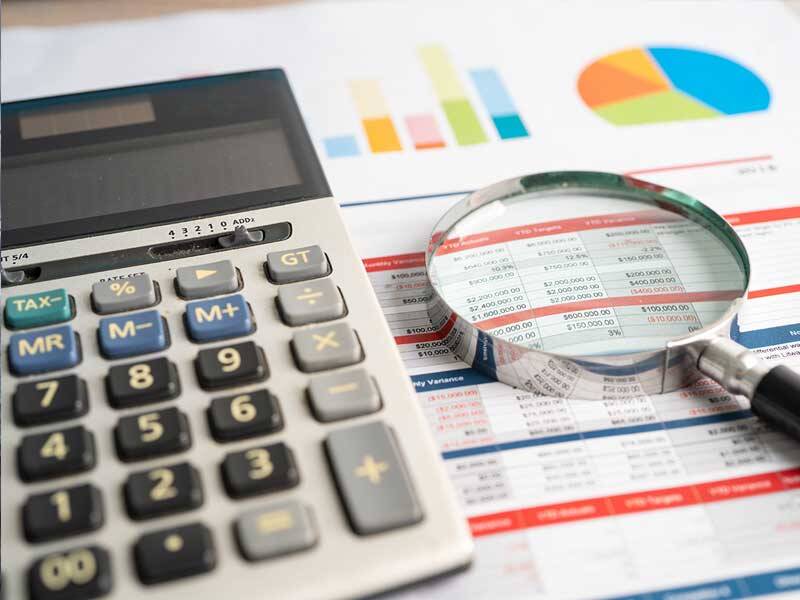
[322,44,529,158]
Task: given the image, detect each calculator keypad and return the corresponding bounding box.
[114,407,192,462]
[23,484,105,543]
[5,239,439,598]
[18,426,96,482]
[134,523,216,585]
[106,357,180,408]
[13,374,89,427]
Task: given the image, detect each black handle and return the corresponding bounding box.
[751,365,800,441]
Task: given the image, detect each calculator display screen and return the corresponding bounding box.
[1,71,329,248]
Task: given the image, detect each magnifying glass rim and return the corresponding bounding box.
[425,171,752,369]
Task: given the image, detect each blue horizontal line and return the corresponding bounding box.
[441,409,754,460]
[340,189,472,208]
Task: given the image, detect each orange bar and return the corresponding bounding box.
[363,117,402,153]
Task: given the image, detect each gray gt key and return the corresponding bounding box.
[292,323,362,372]
[326,421,423,535]
[266,245,329,283]
[176,260,238,299]
[92,274,157,314]
[235,500,318,561]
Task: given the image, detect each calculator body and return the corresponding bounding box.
[1,71,472,599]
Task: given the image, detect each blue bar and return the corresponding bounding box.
[323,135,360,158]
[470,68,529,139]
[733,321,800,349]
[411,368,494,392]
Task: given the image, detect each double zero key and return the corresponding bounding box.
[29,545,112,600]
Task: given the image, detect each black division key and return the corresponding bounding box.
[28,545,112,600]
[195,341,268,390]
[134,523,216,585]
[207,390,283,442]
[221,442,299,499]
[124,462,204,520]
[114,407,191,462]
[18,426,96,482]
[23,484,104,543]
[106,357,180,409]
[13,375,89,427]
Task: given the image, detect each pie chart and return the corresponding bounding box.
[578,46,771,126]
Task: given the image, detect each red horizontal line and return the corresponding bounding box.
[415,141,446,150]
[469,467,800,537]
[624,154,773,177]
[725,205,800,226]
[362,252,425,273]
[474,290,742,330]
[748,283,800,299]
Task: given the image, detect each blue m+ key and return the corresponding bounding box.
[185,294,253,342]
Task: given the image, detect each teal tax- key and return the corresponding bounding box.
[9,324,80,375]
[185,294,253,342]
[4,288,72,329]
[98,310,168,359]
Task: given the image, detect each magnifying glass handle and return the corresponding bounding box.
[696,338,800,441]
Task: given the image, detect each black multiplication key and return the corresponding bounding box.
[13,375,88,427]
[106,357,180,409]
[124,462,203,520]
[207,390,283,442]
[134,523,216,585]
[18,426,96,482]
[28,545,112,600]
[114,407,191,462]
[195,341,268,390]
[23,484,104,543]
[221,442,299,498]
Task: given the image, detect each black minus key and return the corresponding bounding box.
[134,523,216,585]
[106,357,180,409]
[18,426,96,483]
[195,341,268,390]
[13,375,89,427]
[23,484,104,543]
[28,545,112,600]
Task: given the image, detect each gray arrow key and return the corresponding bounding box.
[326,421,423,535]
[176,260,239,299]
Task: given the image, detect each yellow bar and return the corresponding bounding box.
[418,44,465,101]
[349,80,390,119]
[363,117,402,152]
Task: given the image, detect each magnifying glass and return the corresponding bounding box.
[426,171,800,441]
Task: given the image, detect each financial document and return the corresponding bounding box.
[4,1,800,598]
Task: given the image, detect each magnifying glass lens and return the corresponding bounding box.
[428,188,747,357]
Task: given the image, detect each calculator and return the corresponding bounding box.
[1,70,473,600]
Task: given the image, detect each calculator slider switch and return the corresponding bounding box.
[175,260,239,299]
[8,325,81,376]
[92,274,157,315]
[4,288,72,329]
[98,310,169,359]
[218,225,265,248]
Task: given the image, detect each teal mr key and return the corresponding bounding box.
[4,288,72,330]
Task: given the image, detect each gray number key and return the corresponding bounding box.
[308,369,381,422]
[277,278,345,326]
[266,245,329,283]
[92,274,157,314]
[326,421,423,535]
[176,260,239,299]
[235,500,318,561]
[292,323,362,372]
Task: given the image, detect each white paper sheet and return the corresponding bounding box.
[5,2,800,597]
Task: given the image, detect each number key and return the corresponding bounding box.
[207,390,283,442]
[18,426,96,482]
[23,484,104,543]
[194,341,268,390]
[13,375,88,427]
[221,442,299,498]
[124,462,203,520]
[114,407,191,462]
[106,357,180,409]
[28,545,112,600]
